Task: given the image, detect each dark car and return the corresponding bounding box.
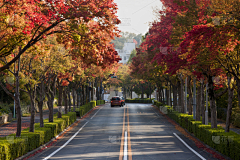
[120,96,125,106]
[111,96,122,107]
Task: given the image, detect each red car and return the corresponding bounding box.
[111,96,123,107]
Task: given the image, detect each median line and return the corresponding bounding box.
[119,107,126,160]
[124,131,128,160]
[127,106,132,160]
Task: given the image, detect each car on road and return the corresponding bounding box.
[111,96,123,107]
[120,96,125,106]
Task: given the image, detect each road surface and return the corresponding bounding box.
[29,103,220,160]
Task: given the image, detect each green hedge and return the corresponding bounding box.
[154,100,240,160]
[96,100,105,106]
[0,112,76,160]
[74,100,105,117]
[125,98,154,104]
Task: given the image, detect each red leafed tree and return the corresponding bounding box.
[0,0,121,71]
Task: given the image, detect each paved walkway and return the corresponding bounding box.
[216,119,240,134]
[0,108,58,137]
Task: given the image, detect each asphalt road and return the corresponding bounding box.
[29,103,221,160]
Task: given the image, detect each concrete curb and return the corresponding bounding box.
[16,104,105,160]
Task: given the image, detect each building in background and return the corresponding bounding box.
[116,40,135,64]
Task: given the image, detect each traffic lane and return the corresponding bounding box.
[29,104,124,160]
[127,103,218,160]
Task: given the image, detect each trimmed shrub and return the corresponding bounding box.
[90,101,96,108]
[75,100,105,117]
[96,100,105,105]
[154,100,240,160]
[125,98,153,103]
[0,112,77,160]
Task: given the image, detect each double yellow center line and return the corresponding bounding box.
[119,106,132,160]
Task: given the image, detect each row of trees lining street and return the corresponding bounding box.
[0,0,121,137]
[129,0,240,132]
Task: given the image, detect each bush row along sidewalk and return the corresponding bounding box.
[154,100,239,160]
[0,107,59,138]
[0,100,105,160]
[125,98,153,104]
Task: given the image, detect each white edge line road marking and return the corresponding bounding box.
[124,131,128,160]
[173,133,206,160]
[43,121,89,160]
[90,107,103,119]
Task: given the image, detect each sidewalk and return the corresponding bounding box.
[216,119,240,134]
[0,108,58,137]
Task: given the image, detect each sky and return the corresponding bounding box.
[114,0,163,35]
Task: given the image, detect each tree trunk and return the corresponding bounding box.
[236,78,240,108]
[86,83,89,103]
[15,56,22,137]
[28,85,36,132]
[180,77,184,113]
[15,94,21,137]
[29,93,35,132]
[46,75,57,122]
[72,87,76,112]
[187,76,193,115]
[170,84,172,107]
[82,85,85,105]
[173,85,178,110]
[64,87,68,114]
[166,83,169,105]
[161,87,165,104]
[196,86,201,121]
[57,80,63,118]
[58,85,63,106]
[177,80,182,112]
[77,93,80,107]
[201,82,205,124]
[130,87,133,99]
[96,78,99,100]
[47,99,54,122]
[225,77,234,132]
[15,73,21,137]
[36,80,45,126]
[38,101,44,127]
[100,80,103,100]
[141,84,144,99]
[159,87,162,102]
[91,81,94,101]
[208,75,217,128]
[68,85,71,112]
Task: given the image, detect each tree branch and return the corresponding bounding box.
[0,80,14,99]
[215,87,228,98]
